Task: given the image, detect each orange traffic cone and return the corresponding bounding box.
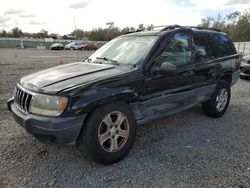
[59,58,64,64]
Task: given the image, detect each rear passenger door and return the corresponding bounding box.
[193,32,219,88]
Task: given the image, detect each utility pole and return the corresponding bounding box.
[74,16,79,61]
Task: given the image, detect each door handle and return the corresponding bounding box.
[146,74,166,81]
[182,70,194,77]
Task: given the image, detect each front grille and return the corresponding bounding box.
[14,86,33,113]
[245,70,250,74]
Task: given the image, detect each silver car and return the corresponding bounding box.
[65,42,82,50]
[240,55,250,79]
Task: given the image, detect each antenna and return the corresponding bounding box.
[74,16,76,31]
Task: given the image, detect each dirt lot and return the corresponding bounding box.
[0,49,250,188]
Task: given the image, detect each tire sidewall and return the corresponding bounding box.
[210,81,231,117]
[81,101,137,164]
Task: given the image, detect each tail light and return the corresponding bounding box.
[236,55,241,70]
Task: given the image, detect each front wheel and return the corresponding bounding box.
[202,81,231,118]
[79,101,137,164]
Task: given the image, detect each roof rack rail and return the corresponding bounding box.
[124,29,143,35]
[124,25,222,35]
[160,25,182,31]
[182,26,221,32]
[159,25,221,32]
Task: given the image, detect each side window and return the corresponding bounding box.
[193,33,211,62]
[158,32,193,66]
[211,33,236,57]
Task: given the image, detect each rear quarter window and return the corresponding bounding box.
[210,33,236,57]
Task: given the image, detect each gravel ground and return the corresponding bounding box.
[0,49,250,188]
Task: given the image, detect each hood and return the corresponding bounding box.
[20,62,125,94]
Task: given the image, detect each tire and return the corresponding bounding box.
[202,81,231,118]
[78,101,137,164]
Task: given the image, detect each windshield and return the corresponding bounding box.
[89,36,158,65]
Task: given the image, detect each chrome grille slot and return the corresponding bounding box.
[14,86,33,113]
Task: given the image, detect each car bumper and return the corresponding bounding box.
[7,99,86,145]
[240,65,250,77]
[231,70,240,85]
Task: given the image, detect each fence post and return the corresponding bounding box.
[243,43,246,55]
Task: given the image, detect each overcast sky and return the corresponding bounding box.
[0,0,249,35]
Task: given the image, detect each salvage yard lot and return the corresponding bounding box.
[0,49,250,187]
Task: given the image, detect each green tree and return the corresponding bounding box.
[33,29,48,38]
[0,30,8,37]
[199,17,214,28]
[147,24,154,31]
[138,24,145,31]
[212,14,226,30]
[121,27,130,34]
[198,15,225,30]
[106,22,114,29]
[49,33,59,39]
[11,27,23,37]
[231,13,250,41]
[71,29,86,39]
[226,11,240,25]
[199,10,250,41]
[129,27,136,32]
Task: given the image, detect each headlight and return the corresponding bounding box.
[30,94,68,116]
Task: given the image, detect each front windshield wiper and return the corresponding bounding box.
[96,57,119,65]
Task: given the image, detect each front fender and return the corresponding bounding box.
[65,87,140,116]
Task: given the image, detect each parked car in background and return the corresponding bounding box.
[81,43,98,51]
[49,43,64,50]
[65,42,82,50]
[240,55,250,79]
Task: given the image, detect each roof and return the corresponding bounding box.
[123,30,163,37]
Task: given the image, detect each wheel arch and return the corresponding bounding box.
[218,72,233,85]
[73,90,139,144]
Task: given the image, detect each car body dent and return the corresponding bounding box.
[64,70,144,116]
[20,62,132,94]
[131,83,216,125]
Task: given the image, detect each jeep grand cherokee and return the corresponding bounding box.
[7,25,240,164]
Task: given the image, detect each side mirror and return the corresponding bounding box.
[158,62,177,76]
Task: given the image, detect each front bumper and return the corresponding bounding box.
[7,98,86,145]
[231,70,240,85]
[240,65,250,77]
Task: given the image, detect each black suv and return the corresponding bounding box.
[7,25,240,164]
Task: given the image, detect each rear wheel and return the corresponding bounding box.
[79,101,137,164]
[202,81,231,118]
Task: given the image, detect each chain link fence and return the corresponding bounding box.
[234,42,250,55]
[0,37,249,55]
[0,37,106,49]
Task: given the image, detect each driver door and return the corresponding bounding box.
[141,31,196,116]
